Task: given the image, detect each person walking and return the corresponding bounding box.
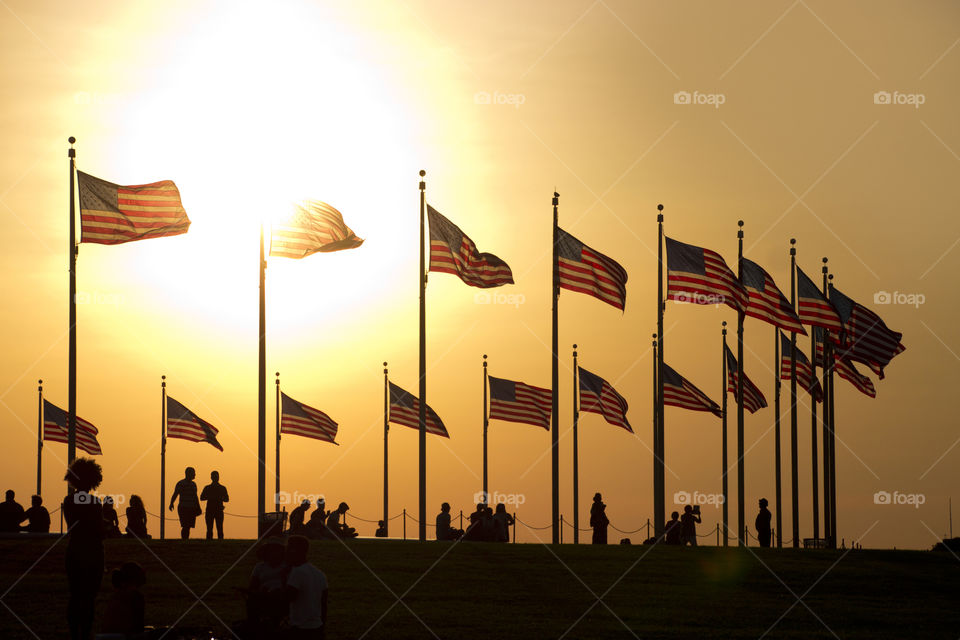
[200,470,229,540]
[62,458,105,640]
[169,467,201,540]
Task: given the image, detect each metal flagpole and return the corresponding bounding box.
[160,375,167,540]
[572,344,579,545]
[821,262,832,544]
[258,224,267,531]
[37,380,43,496]
[789,239,799,548]
[827,273,837,548]
[652,333,658,540]
[810,270,821,541]
[655,204,665,538]
[551,191,560,544]
[483,355,488,502]
[736,221,745,547]
[383,362,389,535]
[721,322,728,546]
[68,137,77,466]
[418,170,427,541]
[774,328,783,548]
[275,372,281,514]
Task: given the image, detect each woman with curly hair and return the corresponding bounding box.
[62,457,104,640]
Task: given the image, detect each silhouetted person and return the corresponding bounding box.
[469,502,485,527]
[435,502,462,541]
[756,498,772,548]
[664,511,681,545]
[289,499,311,534]
[375,520,388,538]
[325,502,357,538]
[244,538,289,634]
[100,562,146,636]
[200,470,229,540]
[680,505,701,546]
[21,495,50,533]
[0,489,24,532]
[306,499,327,538]
[590,493,609,545]
[493,503,514,542]
[62,457,104,640]
[101,496,121,538]
[125,494,149,538]
[283,535,328,638]
[169,466,201,540]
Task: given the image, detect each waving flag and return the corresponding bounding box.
[428,206,513,288]
[828,286,904,379]
[661,363,722,417]
[813,327,876,398]
[666,237,747,313]
[166,397,223,451]
[557,228,628,310]
[43,400,102,455]
[724,346,767,413]
[741,258,805,333]
[388,382,449,437]
[488,376,551,430]
[796,267,842,332]
[779,333,822,401]
[578,367,631,432]
[270,200,364,258]
[281,393,338,443]
[77,171,190,245]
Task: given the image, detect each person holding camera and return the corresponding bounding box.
[679,504,701,546]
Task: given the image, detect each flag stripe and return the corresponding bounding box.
[166,397,223,451]
[578,367,632,432]
[488,377,551,430]
[388,382,449,437]
[270,200,363,259]
[77,171,190,245]
[661,363,722,417]
[557,229,627,310]
[280,392,339,443]
[666,237,747,313]
[427,206,514,288]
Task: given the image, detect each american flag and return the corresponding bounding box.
[270,200,364,259]
[666,237,747,313]
[488,376,551,430]
[77,171,190,245]
[661,363,722,417]
[43,400,102,455]
[428,206,513,288]
[388,382,449,438]
[813,327,876,398]
[741,258,805,334]
[556,228,628,310]
[796,267,842,332]
[724,345,767,413]
[779,332,822,402]
[166,397,223,451]
[828,286,904,379]
[578,367,631,432]
[281,392,338,444]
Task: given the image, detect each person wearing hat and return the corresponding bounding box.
[325,502,357,538]
[100,562,146,636]
[756,498,772,547]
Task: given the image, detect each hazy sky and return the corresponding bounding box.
[1,0,958,548]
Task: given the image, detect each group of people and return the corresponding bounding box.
[435,501,514,542]
[168,466,231,540]
[287,498,357,539]
[0,490,51,533]
[659,499,773,547]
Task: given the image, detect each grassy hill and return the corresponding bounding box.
[0,537,957,639]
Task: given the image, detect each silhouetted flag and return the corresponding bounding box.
[828,286,904,379]
[813,327,876,398]
[270,200,364,258]
[488,376,551,430]
[661,363,723,417]
[388,382,449,438]
[665,237,747,313]
[166,397,223,451]
[76,171,189,245]
[556,228,628,310]
[796,267,842,332]
[779,332,822,401]
[577,367,632,432]
[741,258,805,334]
[724,345,767,413]
[43,400,102,455]
[427,206,513,288]
[281,392,338,443]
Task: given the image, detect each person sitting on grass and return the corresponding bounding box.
[663,511,681,545]
[435,503,462,541]
[102,496,122,538]
[21,495,50,533]
[125,495,149,539]
[324,502,357,539]
[375,520,388,538]
[305,499,327,538]
[283,535,328,639]
[100,562,146,637]
[243,538,289,635]
[289,499,311,535]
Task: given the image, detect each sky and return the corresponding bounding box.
[0,0,958,548]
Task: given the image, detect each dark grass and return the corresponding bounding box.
[0,537,958,639]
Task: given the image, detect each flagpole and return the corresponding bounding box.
[572,344,579,545]
[275,372,281,515]
[721,323,728,546]
[383,362,389,535]
[418,170,427,541]
[160,375,166,540]
[655,204,665,539]
[482,354,489,502]
[37,379,43,496]
[789,238,799,548]
[67,136,77,466]
[827,273,837,548]
[258,224,267,528]
[774,327,782,548]
[736,221,745,547]
[652,333,658,540]
[820,263,832,546]
[810,264,821,541]
[550,191,560,545]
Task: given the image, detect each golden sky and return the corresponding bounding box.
[1,0,958,548]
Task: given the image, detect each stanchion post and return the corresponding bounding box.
[403,509,407,540]
[513,512,517,543]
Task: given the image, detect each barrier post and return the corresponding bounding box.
[459,509,463,531]
[403,509,407,540]
[716,523,719,546]
[560,515,564,544]
[646,518,651,541]
[512,512,516,543]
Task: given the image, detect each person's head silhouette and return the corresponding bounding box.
[337,502,349,514]
[129,495,144,511]
[671,511,679,521]
[31,495,42,508]
[441,502,450,513]
[104,496,114,508]
[301,499,310,508]
[65,457,103,493]
[594,492,602,503]
[495,503,507,514]
[210,471,219,483]
[286,534,309,566]
[683,505,693,514]
[759,498,768,508]
[184,467,195,481]
[4,490,14,502]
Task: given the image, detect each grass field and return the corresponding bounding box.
[0,537,958,639]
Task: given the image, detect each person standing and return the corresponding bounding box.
[0,490,25,532]
[283,535,328,639]
[200,470,229,540]
[756,498,772,548]
[62,458,105,640]
[169,467,201,540]
[679,505,701,546]
[590,493,609,545]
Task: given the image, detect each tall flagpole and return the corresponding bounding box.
[551,191,560,545]
[572,344,579,545]
[67,136,77,465]
[160,375,167,540]
[774,328,782,547]
[827,273,837,548]
[258,224,267,527]
[736,221,745,547]
[652,333,658,539]
[810,263,821,540]
[482,354,489,502]
[655,204,665,538]
[383,362,389,535]
[37,379,43,496]
[821,263,832,545]
[418,170,427,541]
[789,238,799,548]
[275,372,281,514]
[721,322,728,546]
